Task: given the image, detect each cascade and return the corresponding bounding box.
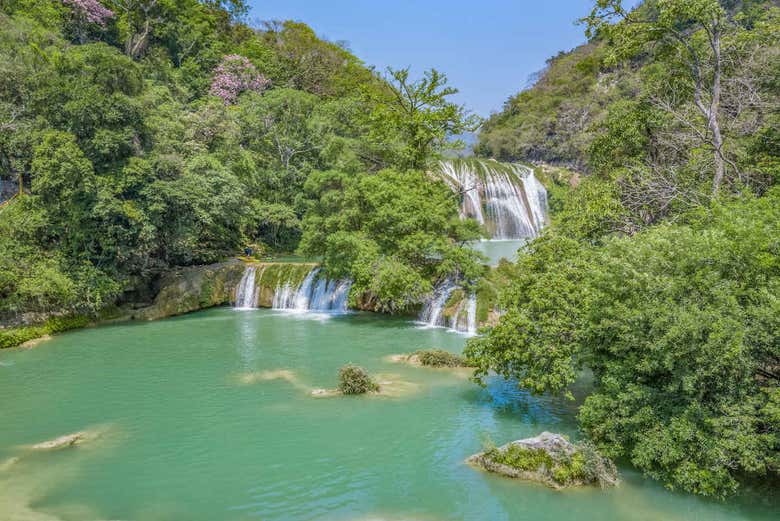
[435,159,548,240]
[418,282,477,335]
[234,267,259,309]
[273,267,352,313]
[466,293,477,335]
[418,281,458,328]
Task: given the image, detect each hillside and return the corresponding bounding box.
[478,0,780,182]
[0,0,480,324]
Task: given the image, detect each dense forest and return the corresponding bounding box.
[0,0,481,326]
[469,0,779,499]
[0,0,778,502]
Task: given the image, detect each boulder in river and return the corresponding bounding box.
[467,432,618,489]
[31,431,90,450]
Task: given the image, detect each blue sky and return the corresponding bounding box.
[246,0,639,117]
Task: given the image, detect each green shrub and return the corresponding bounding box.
[483,441,618,487]
[44,315,89,333]
[0,314,90,349]
[0,326,47,349]
[487,445,554,472]
[337,364,379,395]
[414,349,469,367]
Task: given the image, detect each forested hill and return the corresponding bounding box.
[477,0,780,176]
[0,0,481,323]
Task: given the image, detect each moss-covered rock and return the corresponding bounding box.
[134,260,246,320]
[254,263,317,307]
[468,432,618,489]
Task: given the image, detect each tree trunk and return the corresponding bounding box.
[709,22,724,196]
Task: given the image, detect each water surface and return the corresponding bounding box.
[0,309,776,520]
[469,239,526,266]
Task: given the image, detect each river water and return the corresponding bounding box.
[0,309,776,520]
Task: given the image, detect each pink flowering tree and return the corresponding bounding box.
[209,55,271,105]
[63,0,114,43]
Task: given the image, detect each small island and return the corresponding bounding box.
[468,432,618,490]
[389,349,473,368]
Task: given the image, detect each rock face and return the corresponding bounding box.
[132,260,246,320]
[468,432,618,489]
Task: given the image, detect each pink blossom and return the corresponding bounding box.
[63,0,114,27]
[209,55,271,105]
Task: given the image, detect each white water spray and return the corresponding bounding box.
[234,267,259,309]
[418,281,478,335]
[436,159,548,239]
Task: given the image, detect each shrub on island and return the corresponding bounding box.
[414,349,470,368]
[338,364,379,395]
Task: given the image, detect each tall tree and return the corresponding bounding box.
[367,68,479,170]
[584,0,731,195]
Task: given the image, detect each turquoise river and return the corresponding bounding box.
[1,308,777,520]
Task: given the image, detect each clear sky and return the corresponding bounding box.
[245,0,638,117]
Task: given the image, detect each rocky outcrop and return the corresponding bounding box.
[31,432,89,450]
[131,260,246,320]
[468,432,618,489]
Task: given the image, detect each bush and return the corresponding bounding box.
[486,445,553,472]
[414,349,469,367]
[0,314,90,349]
[337,364,379,394]
[0,325,47,349]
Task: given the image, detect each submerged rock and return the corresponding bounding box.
[468,432,618,489]
[310,388,342,398]
[20,335,52,349]
[31,432,88,450]
[0,456,19,472]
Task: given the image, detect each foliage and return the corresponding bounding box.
[467,189,780,496]
[337,364,379,395]
[209,54,270,104]
[299,168,483,312]
[0,3,479,324]
[0,314,90,349]
[479,0,780,210]
[413,349,469,368]
[365,67,480,170]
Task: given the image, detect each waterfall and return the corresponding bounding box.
[435,159,548,240]
[418,281,458,328]
[418,282,477,335]
[466,293,477,335]
[234,267,259,309]
[273,267,352,313]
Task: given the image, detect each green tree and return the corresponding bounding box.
[466,190,780,497]
[367,68,480,170]
[299,168,483,312]
[585,0,732,195]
